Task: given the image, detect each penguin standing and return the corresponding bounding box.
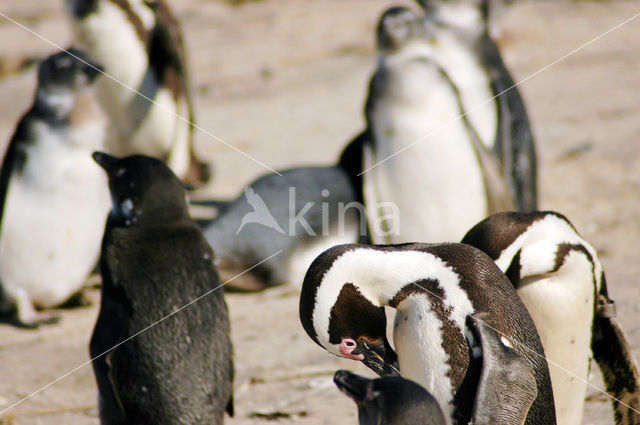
[355,7,513,244]
[0,49,109,327]
[195,139,367,291]
[91,152,233,425]
[416,0,538,212]
[299,242,556,425]
[334,312,538,425]
[65,0,210,187]
[462,211,640,425]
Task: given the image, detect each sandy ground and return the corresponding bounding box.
[0,0,639,424]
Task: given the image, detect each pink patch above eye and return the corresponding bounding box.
[339,338,364,361]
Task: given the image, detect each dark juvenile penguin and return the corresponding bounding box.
[194,141,367,291]
[334,370,449,425]
[0,48,109,327]
[334,312,538,425]
[415,0,538,211]
[462,211,640,425]
[351,7,514,244]
[299,243,556,425]
[91,152,233,425]
[65,0,210,187]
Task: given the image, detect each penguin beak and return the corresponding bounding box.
[92,151,118,174]
[355,337,401,377]
[334,370,371,402]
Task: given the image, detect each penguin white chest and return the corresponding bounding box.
[366,64,487,243]
[393,296,455,415]
[516,250,594,425]
[0,124,110,308]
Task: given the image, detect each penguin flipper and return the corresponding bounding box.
[480,35,538,212]
[468,312,538,425]
[0,116,32,233]
[592,294,640,425]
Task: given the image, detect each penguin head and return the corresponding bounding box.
[92,151,189,227]
[376,7,432,54]
[299,244,400,377]
[37,48,103,92]
[334,370,447,425]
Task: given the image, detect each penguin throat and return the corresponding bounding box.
[35,89,75,123]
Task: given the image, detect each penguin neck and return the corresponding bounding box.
[34,87,76,124]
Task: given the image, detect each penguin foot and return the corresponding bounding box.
[14,292,60,328]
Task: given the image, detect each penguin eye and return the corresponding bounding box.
[56,56,73,70]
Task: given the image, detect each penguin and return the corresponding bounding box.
[334,370,449,425]
[0,48,109,327]
[333,312,538,425]
[353,7,513,244]
[91,152,233,425]
[415,0,538,211]
[299,242,556,425]
[65,0,210,188]
[462,211,640,425]
[193,139,367,292]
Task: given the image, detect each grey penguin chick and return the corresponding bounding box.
[334,370,450,425]
[462,211,640,425]
[0,48,109,327]
[91,152,233,425]
[65,0,210,188]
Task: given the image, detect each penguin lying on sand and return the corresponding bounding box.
[193,141,367,292]
[91,152,233,425]
[0,48,109,327]
[334,312,538,425]
[65,0,210,187]
[299,242,556,424]
[462,211,640,425]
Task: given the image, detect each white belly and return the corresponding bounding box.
[366,83,487,244]
[393,297,455,416]
[517,251,594,425]
[0,126,110,308]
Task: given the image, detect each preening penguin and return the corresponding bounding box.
[416,0,538,211]
[65,0,210,187]
[462,211,640,425]
[0,49,109,327]
[333,313,538,425]
[299,243,556,425]
[91,152,233,425]
[356,7,513,244]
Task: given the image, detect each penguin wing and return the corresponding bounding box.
[480,36,538,212]
[468,312,537,425]
[0,114,34,232]
[592,292,640,423]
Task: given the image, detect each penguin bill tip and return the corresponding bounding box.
[92,151,117,172]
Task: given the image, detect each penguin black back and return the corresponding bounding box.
[91,152,233,425]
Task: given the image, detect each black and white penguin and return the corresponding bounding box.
[65,0,210,187]
[462,211,640,425]
[415,0,538,211]
[91,152,233,424]
[334,370,449,425]
[299,242,556,425]
[0,48,109,327]
[193,140,367,291]
[334,312,538,425]
[353,7,513,244]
